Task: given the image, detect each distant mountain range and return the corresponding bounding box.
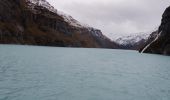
[0,0,119,49]
[114,32,150,50]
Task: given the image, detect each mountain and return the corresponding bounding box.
[114,33,150,50]
[0,0,119,48]
[140,6,170,55]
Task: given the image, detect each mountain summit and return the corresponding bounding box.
[0,0,119,48]
[115,32,150,50]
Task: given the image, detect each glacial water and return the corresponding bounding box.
[0,45,170,100]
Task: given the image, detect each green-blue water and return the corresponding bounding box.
[0,45,170,100]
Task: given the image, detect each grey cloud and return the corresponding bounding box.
[48,0,169,39]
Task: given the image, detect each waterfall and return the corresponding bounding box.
[141,31,162,53]
[0,30,2,40]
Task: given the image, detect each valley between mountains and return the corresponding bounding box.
[0,0,170,55]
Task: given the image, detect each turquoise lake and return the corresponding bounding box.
[0,45,170,100]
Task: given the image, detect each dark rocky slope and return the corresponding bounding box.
[140,6,170,55]
[0,0,119,48]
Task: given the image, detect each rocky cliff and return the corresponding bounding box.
[0,0,119,48]
[140,6,170,55]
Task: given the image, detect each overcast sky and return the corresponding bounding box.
[47,0,169,39]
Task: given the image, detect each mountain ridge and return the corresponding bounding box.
[112,32,150,50]
[0,0,119,48]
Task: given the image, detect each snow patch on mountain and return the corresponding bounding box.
[27,0,89,28]
[115,32,151,45]
[57,11,89,28]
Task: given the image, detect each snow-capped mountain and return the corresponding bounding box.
[115,32,150,45]
[26,0,109,39]
[26,0,88,28]
[113,32,151,50]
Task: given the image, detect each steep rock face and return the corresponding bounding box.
[140,6,170,55]
[0,0,119,48]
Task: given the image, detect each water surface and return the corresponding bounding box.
[0,45,170,100]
